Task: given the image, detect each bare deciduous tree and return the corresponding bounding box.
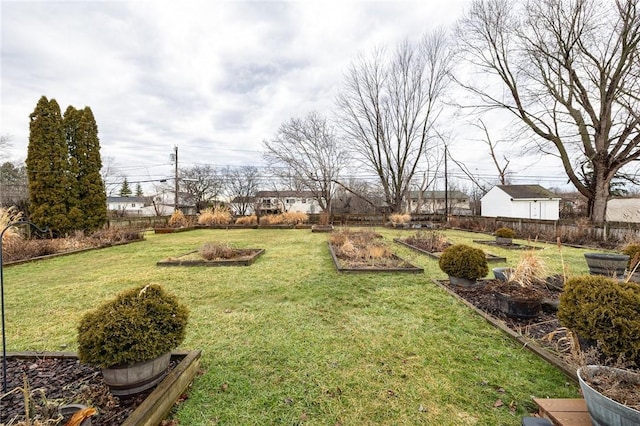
[456,0,640,222]
[223,165,260,215]
[180,164,224,212]
[336,29,452,213]
[263,111,350,213]
[100,156,124,196]
[474,120,510,185]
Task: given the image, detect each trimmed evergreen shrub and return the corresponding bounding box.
[439,244,488,280]
[77,284,189,368]
[558,275,640,365]
[622,243,640,270]
[495,227,516,238]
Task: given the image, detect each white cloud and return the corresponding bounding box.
[1,0,567,193]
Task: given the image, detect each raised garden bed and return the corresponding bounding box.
[194,224,258,229]
[328,243,423,273]
[473,239,541,250]
[395,238,507,262]
[153,227,195,234]
[1,350,201,426]
[432,279,577,381]
[311,224,334,233]
[157,248,265,267]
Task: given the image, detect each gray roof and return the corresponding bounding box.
[106,196,149,203]
[496,185,557,199]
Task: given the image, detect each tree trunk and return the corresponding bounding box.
[591,171,609,223]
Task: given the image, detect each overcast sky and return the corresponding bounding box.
[1,0,570,194]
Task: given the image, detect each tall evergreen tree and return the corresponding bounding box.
[64,106,107,231]
[135,182,143,197]
[120,177,132,197]
[26,96,72,234]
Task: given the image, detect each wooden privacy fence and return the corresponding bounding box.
[107,213,640,245]
[447,216,640,246]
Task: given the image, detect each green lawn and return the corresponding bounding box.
[3,228,588,425]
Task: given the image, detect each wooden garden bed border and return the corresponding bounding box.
[5,350,202,426]
[432,279,578,383]
[394,238,507,263]
[472,239,541,250]
[157,249,265,267]
[327,243,424,274]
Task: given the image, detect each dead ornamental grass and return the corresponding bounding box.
[235,215,257,225]
[197,206,233,226]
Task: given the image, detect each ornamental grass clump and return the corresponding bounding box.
[558,275,640,367]
[198,206,232,225]
[77,284,189,368]
[439,244,488,280]
[168,210,188,228]
[200,242,236,260]
[389,213,411,225]
[235,215,257,225]
[405,230,450,252]
[280,211,308,225]
[0,206,23,250]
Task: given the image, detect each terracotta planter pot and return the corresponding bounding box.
[578,365,640,426]
[102,352,171,396]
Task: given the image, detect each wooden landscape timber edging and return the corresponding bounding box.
[156,249,265,267]
[431,279,578,383]
[3,238,145,268]
[394,238,507,263]
[5,350,202,426]
[472,239,540,251]
[327,243,424,274]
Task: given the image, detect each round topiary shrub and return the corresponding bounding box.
[622,243,640,271]
[77,284,189,368]
[495,227,516,238]
[439,244,489,280]
[558,275,640,365]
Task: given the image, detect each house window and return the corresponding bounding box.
[286,198,295,204]
[131,203,136,207]
[262,199,271,205]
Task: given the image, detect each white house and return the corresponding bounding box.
[481,185,560,220]
[107,196,151,215]
[407,190,471,215]
[231,191,322,215]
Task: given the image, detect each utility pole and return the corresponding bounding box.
[173,145,179,212]
[444,143,448,221]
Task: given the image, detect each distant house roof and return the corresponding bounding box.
[496,185,558,199]
[107,196,149,204]
[408,190,468,200]
[255,190,316,198]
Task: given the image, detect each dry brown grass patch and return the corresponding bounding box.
[235,215,258,225]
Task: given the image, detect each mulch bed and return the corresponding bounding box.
[440,279,574,362]
[0,357,178,425]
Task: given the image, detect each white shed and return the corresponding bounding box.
[481,185,560,220]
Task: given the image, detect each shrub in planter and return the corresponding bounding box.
[77,284,189,369]
[495,227,516,238]
[439,244,488,281]
[558,275,640,366]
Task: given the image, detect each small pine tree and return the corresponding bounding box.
[135,182,143,197]
[120,178,132,197]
